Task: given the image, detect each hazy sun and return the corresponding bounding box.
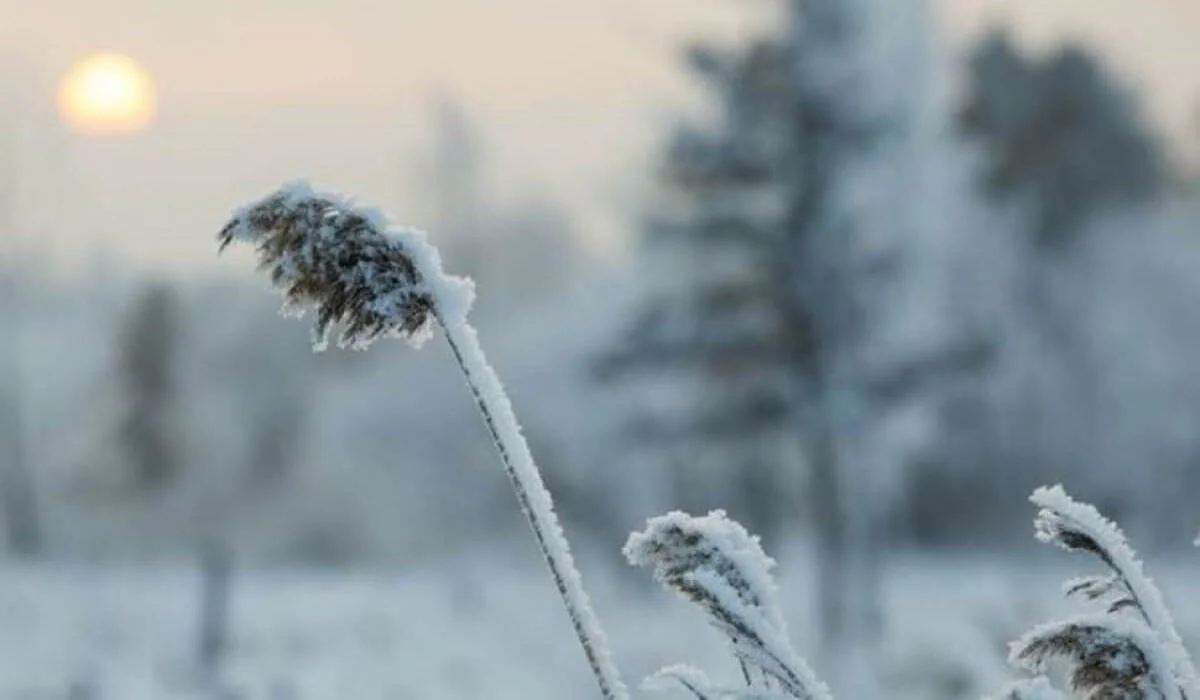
[59,53,156,135]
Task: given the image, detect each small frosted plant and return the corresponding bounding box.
[625,510,831,700]
[217,181,628,700]
[625,493,1195,700]
[996,485,1199,700]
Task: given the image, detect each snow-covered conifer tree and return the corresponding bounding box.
[602,0,981,691]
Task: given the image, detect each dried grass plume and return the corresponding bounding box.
[218,181,473,350]
[1010,616,1176,700]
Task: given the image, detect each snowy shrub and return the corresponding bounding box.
[218,182,628,700]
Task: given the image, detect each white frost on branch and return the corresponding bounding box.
[1061,575,1120,603]
[644,664,722,700]
[437,315,629,700]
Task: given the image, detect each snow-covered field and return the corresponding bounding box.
[1,550,1197,699]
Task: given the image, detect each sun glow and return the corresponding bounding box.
[58,53,156,135]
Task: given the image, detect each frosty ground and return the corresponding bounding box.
[3,545,1197,700]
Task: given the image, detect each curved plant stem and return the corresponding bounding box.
[437,313,629,700]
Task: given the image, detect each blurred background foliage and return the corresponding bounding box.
[3,0,1199,566]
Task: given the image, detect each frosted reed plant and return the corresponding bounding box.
[625,509,831,700]
[218,181,628,700]
[217,183,1194,700]
[995,486,1200,700]
[625,489,1196,700]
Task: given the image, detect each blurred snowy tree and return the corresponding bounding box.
[599,36,802,547]
[939,30,1175,541]
[117,281,181,492]
[959,30,1167,248]
[601,0,985,686]
[0,102,41,556]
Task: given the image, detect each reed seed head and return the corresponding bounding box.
[218,181,473,350]
[1010,619,1165,700]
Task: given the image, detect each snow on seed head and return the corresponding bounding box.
[218,181,473,350]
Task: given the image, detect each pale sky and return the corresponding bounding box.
[2,0,1198,271]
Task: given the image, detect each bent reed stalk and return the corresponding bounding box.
[218,181,629,700]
